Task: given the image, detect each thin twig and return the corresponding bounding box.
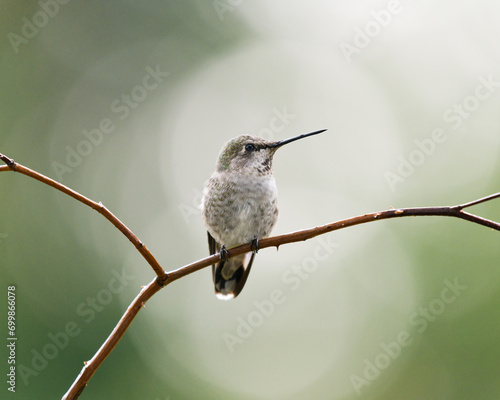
[0,153,167,283]
[453,192,500,210]
[62,279,163,399]
[1,154,499,399]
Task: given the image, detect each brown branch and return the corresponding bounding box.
[169,194,500,281]
[0,153,167,283]
[1,154,499,399]
[62,279,163,399]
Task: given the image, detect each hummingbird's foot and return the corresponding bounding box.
[250,237,259,254]
[219,246,230,262]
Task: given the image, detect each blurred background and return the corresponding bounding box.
[1,1,500,399]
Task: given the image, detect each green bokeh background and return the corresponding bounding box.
[1,1,500,399]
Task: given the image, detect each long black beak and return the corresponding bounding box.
[267,129,327,148]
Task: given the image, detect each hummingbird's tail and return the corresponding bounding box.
[212,253,255,300]
[207,232,255,300]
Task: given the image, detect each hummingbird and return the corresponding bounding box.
[201,129,326,300]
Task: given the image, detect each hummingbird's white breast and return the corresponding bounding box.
[201,172,279,248]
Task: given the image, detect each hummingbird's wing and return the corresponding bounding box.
[208,230,219,260]
[207,231,255,300]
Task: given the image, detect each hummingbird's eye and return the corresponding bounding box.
[245,143,256,152]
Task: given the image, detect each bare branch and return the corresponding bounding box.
[453,191,500,210]
[62,279,162,400]
[0,153,167,283]
[1,154,498,399]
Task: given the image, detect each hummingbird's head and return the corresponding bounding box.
[216,135,276,175]
[215,130,327,175]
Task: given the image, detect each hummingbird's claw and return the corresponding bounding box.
[250,238,259,254]
[219,246,230,262]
